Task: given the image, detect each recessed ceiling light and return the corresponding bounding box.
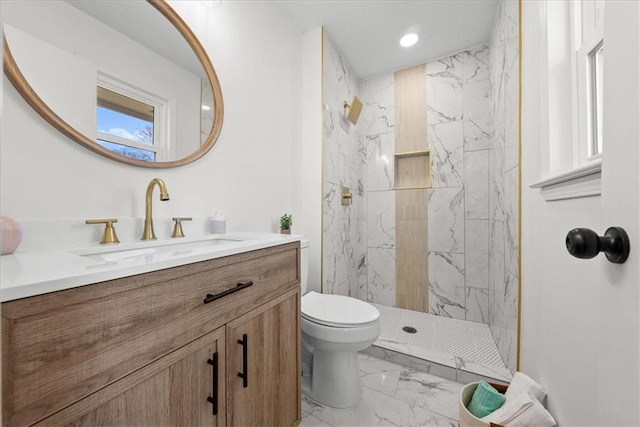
[400,33,419,48]
[202,105,211,111]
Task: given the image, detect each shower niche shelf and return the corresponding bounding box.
[394,150,432,190]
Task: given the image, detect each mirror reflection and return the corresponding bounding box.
[3,0,219,165]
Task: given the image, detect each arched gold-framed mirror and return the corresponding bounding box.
[2,0,223,168]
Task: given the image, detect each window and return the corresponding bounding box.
[574,0,604,162]
[97,88,156,161]
[588,41,604,156]
[530,0,604,200]
[95,74,167,162]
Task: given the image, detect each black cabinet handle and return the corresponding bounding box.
[206,352,218,415]
[237,333,248,388]
[566,227,630,264]
[203,281,254,304]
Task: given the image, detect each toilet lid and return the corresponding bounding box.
[301,291,380,327]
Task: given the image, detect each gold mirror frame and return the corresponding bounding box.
[2,0,224,168]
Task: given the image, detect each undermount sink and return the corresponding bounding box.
[75,236,247,264]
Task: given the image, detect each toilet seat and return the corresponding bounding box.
[301,291,380,328]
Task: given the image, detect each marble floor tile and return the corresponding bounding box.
[363,344,457,382]
[358,353,402,397]
[394,368,464,420]
[359,387,457,427]
[300,329,512,424]
[302,379,458,427]
[300,414,332,427]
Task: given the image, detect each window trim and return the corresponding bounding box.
[96,73,170,161]
[530,0,603,201]
[530,158,601,201]
[576,33,604,163]
[96,133,158,154]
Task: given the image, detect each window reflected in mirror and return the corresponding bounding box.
[96,86,160,162]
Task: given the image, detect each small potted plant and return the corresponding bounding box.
[280,213,292,234]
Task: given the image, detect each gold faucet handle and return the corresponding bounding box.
[341,188,353,206]
[85,219,120,245]
[171,217,192,238]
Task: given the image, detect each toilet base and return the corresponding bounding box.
[302,347,363,409]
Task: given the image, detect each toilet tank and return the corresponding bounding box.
[300,239,309,294]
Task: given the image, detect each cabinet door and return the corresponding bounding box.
[36,328,226,427]
[226,288,301,426]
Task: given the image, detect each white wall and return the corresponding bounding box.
[1,1,302,236]
[299,27,323,294]
[521,1,639,424]
[4,24,97,138]
[521,3,602,423]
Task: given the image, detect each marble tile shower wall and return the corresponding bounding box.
[363,73,396,306]
[361,46,492,324]
[426,46,491,323]
[488,0,519,372]
[322,33,367,298]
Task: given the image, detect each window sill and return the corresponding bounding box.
[529,159,602,201]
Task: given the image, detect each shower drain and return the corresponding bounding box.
[402,326,417,334]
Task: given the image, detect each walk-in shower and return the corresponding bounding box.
[321,0,520,383]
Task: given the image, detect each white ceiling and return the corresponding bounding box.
[275,0,500,79]
[66,1,499,82]
[65,1,206,78]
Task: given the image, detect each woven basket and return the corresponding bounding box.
[458,382,508,427]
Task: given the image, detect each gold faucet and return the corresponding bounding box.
[141,178,170,241]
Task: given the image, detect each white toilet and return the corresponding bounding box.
[299,240,381,409]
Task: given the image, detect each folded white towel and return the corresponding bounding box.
[481,392,531,425]
[481,392,556,427]
[505,372,547,402]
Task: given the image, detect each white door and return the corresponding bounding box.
[596,1,639,422]
[521,1,639,425]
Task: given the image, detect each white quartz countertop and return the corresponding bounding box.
[0,232,303,302]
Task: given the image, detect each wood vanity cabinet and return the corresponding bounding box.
[226,290,300,426]
[2,242,301,427]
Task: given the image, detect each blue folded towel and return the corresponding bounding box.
[467,380,506,418]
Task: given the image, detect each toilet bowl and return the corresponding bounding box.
[299,240,381,408]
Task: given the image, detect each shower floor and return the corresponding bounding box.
[364,304,513,384]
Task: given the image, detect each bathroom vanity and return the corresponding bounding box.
[2,237,301,426]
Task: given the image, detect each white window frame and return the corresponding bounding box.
[530,0,604,201]
[572,0,604,164]
[96,73,171,161]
